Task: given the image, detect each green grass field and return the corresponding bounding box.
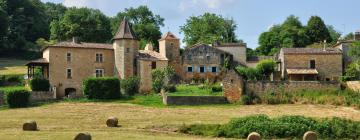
[167,85,223,96]
[0,58,28,75]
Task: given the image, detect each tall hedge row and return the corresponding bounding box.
[29,78,50,91]
[1,88,31,108]
[83,77,121,99]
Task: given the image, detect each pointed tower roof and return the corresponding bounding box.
[159,31,179,41]
[113,17,138,40]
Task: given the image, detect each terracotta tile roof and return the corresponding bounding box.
[286,68,318,75]
[138,50,168,61]
[159,32,179,41]
[46,42,113,50]
[113,17,138,40]
[282,48,342,55]
[26,58,49,66]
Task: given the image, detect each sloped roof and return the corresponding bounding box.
[286,68,318,75]
[44,42,113,50]
[138,50,168,61]
[159,32,179,41]
[113,17,138,40]
[185,43,230,54]
[26,58,49,66]
[282,48,342,55]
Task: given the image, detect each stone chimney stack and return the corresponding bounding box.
[355,30,360,41]
[144,43,153,51]
[72,37,80,44]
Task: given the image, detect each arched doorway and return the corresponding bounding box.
[65,88,76,98]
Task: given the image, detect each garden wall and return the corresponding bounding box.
[246,81,340,95]
[30,91,56,102]
[164,96,228,105]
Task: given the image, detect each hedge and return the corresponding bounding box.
[179,115,360,139]
[83,77,121,99]
[2,88,30,108]
[0,74,24,86]
[120,76,140,96]
[29,78,50,91]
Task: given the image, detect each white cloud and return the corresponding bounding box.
[179,0,235,11]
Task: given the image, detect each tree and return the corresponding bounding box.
[306,16,332,43]
[180,13,239,46]
[0,7,8,43]
[344,60,360,81]
[348,41,360,61]
[344,33,354,41]
[44,2,67,23]
[1,0,50,51]
[50,7,112,43]
[327,25,341,44]
[256,59,276,79]
[110,6,164,50]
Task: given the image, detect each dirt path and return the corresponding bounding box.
[0,102,359,140]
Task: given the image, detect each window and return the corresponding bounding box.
[206,55,210,61]
[67,68,72,79]
[126,48,130,53]
[310,60,316,69]
[199,66,205,73]
[170,43,174,46]
[95,69,104,77]
[187,55,192,60]
[151,61,156,69]
[96,53,103,62]
[67,53,71,62]
[187,67,193,72]
[211,67,217,73]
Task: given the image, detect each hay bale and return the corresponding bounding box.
[23,121,37,131]
[106,117,118,127]
[303,131,317,140]
[247,132,261,140]
[74,132,91,140]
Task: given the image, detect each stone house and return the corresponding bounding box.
[332,30,360,70]
[278,48,343,81]
[26,18,175,98]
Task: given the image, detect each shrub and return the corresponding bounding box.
[241,92,260,105]
[261,92,293,105]
[164,85,176,93]
[2,74,24,85]
[29,78,50,91]
[211,85,223,92]
[83,77,121,99]
[0,75,5,86]
[151,66,175,93]
[120,76,140,96]
[4,89,30,108]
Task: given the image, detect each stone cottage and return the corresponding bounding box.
[333,30,360,70]
[278,48,343,81]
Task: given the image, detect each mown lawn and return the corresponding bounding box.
[0,102,359,140]
[167,84,223,96]
[0,58,28,75]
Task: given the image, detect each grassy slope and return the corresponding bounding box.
[168,85,223,96]
[0,102,359,140]
[0,58,28,75]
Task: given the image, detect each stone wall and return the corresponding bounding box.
[223,70,244,103]
[164,95,228,105]
[246,81,340,96]
[30,91,56,102]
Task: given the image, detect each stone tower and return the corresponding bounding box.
[113,18,139,79]
[159,32,182,78]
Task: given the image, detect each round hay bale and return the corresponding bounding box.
[23,121,37,131]
[247,132,261,140]
[303,131,317,140]
[74,132,91,140]
[106,117,118,127]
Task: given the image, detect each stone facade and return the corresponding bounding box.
[137,59,168,93]
[45,46,115,98]
[246,81,340,96]
[223,70,244,103]
[215,43,247,65]
[182,44,231,82]
[279,48,343,81]
[113,39,139,79]
[30,91,56,102]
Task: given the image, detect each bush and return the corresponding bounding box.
[0,74,25,86]
[261,92,292,105]
[29,78,50,91]
[211,85,223,92]
[180,115,360,139]
[120,76,140,96]
[241,92,260,105]
[83,77,121,99]
[164,85,176,93]
[0,75,5,86]
[4,89,30,108]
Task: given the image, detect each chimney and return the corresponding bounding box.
[72,37,80,44]
[144,43,153,51]
[355,30,360,41]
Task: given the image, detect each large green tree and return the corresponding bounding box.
[327,25,341,44]
[0,7,7,41]
[0,0,49,51]
[306,16,332,43]
[44,2,67,23]
[110,6,164,50]
[50,7,112,43]
[180,13,239,46]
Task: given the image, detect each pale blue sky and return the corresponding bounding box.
[41,0,360,48]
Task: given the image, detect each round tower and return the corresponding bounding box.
[113,17,139,79]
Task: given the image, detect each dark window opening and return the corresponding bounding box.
[151,61,156,69]
[187,67,193,72]
[310,60,316,69]
[67,53,71,62]
[199,66,205,73]
[65,88,76,97]
[96,53,103,62]
[211,67,217,72]
[67,68,72,79]
[95,69,104,77]
[126,48,130,53]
